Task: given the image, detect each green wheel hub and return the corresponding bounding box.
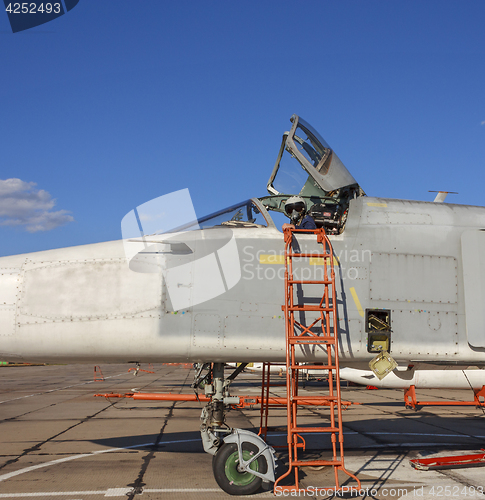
[224,449,259,486]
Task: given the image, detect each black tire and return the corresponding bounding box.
[212,442,267,495]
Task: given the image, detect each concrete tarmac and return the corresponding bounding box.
[1,364,485,499]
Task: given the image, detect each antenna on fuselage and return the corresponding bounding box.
[429,191,458,203]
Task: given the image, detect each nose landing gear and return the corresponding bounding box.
[195,363,276,495]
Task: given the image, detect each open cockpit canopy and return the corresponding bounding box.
[262,115,365,234]
[267,114,362,198]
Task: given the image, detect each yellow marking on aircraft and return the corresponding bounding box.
[259,255,340,266]
[259,254,285,264]
[349,287,365,317]
[367,202,388,207]
[309,256,339,266]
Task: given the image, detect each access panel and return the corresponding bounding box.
[462,230,485,348]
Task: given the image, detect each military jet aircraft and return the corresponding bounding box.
[1,114,484,495]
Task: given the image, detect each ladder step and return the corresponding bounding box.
[290,364,334,370]
[287,253,332,258]
[292,460,343,467]
[287,305,333,311]
[290,427,339,433]
[288,280,333,284]
[291,395,338,401]
[289,339,335,345]
[289,335,334,339]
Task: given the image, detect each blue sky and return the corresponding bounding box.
[1,0,484,256]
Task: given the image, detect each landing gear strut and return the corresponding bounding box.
[194,362,276,495]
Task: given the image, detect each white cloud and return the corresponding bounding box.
[0,178,74,233]
[481,120,485,126]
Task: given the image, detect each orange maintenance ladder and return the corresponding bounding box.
[273,225,360,493]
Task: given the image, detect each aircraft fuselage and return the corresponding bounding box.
[1,195,484,368]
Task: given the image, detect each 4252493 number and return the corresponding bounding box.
[5,3,61,14]
[428,485,484,496]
